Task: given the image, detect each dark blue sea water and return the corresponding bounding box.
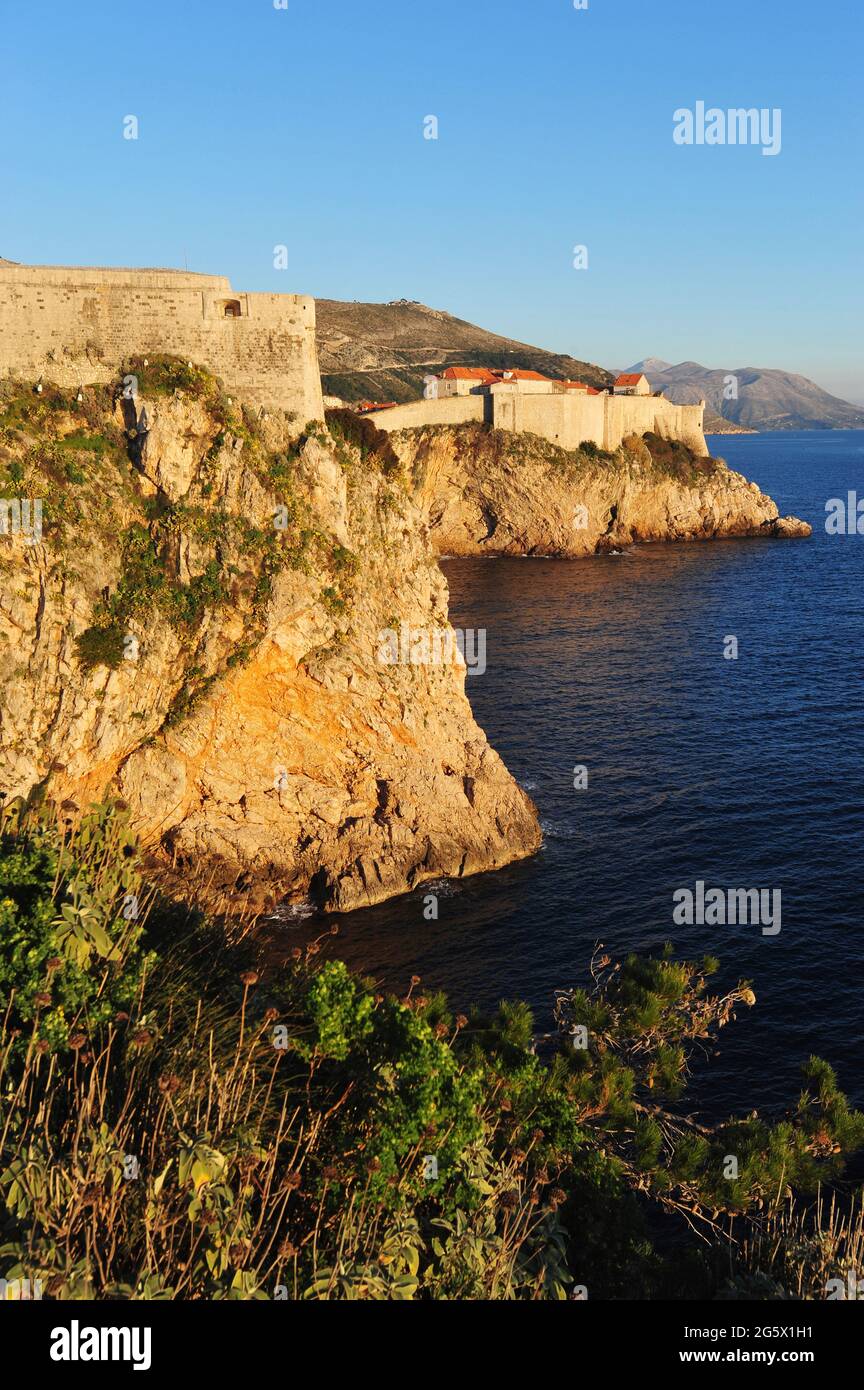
[273,432,864,1118]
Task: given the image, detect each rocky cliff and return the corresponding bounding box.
[0,375,808,917]
[0,370,540,914]
[386,423,811,557]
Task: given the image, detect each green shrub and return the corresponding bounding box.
[579,439,615,460]
[122,355,216,400]
[0,802,155,1064]
[325,409,402,476]
[75,623,127,671]
[641,431,719,483]
[2,809,861,1302]
[58,431,111,456]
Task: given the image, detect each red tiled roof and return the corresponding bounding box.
[440,366,554,384]
[492,369,551,382]
[440,367,498,382]
[614,373,647,387]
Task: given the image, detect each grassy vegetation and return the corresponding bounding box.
[438,422,624,486]
[326,409,403,478]
[0,380,130,536]
[398,421,721,493]
[2,803,862,1301]
[122,355,223,404]
[639,431,721,484]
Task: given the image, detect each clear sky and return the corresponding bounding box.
[1,0,861,401]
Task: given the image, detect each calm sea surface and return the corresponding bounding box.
[270,432,864,1117]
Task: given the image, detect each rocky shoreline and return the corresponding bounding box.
[394,423,810,558]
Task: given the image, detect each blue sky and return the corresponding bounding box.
[1,0,861,400]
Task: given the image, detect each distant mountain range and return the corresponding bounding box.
[625,359,864,432]
[314,298,863,432]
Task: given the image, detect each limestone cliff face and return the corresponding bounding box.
[0,378,540,914]
[392,424,811,557]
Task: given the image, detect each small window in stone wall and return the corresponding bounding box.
[217,299,242,318]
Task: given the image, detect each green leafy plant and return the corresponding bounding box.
[0,801,155,1062]
[75,623,127,671]
[1,808,862,1303]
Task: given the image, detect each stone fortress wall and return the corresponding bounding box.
[366,389,708,456]
[0,260,324,421]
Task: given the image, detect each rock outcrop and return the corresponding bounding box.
[763,514,812,539]
[0,376,540,914]
[389,424,812,557]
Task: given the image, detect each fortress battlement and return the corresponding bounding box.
[0,260,234,289]
[0,259,324,420]
[367,383,709,456]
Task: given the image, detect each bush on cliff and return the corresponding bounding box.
[122,355,215,401]
[325,408,402,476]
[75,622,128,671]
[641,430,718,483]
[1,804,862,1301]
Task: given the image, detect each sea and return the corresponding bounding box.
[267,432,864,1119]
